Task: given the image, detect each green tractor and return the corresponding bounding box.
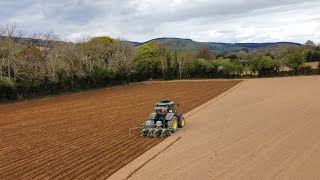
[139,100,185,138]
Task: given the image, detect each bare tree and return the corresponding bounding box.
[109,40,135,81]
[194,46,216,60]
[304,40,316,49]
[0,37,18,80]
[0,23,25,81]
[157,45,168,79]
[32,32,59,58]
[0,23,25,47]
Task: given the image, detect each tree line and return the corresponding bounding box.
[0,24,319,101]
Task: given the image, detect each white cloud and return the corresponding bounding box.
[1,0,319,43]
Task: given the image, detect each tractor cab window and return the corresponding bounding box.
[155,106,167,110]
[155,106,169,113]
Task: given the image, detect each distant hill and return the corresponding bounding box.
[1,36,301,55]
[132,37,301,55]
[0,36,61,47]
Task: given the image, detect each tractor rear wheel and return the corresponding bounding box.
[178,116,185,128]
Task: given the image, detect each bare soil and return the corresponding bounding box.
[110,76,320,180]
[0,80,240,179]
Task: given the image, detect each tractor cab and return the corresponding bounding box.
[155,100,176,115]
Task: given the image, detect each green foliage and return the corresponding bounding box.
[0,77,15,87]
[258,56,274,69]
[186,58,209,77]
[303,65,313,75]
[302,49,320,62]
[256,55,276,76]
[160,50,180,79]
[134,41,161,79]
[221,59,236,75]
[90,36,115,45]
[56,67,68,82]
[285,51,304,73]
[89,66,111,86]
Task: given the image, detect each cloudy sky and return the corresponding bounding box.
[1,0,319,43]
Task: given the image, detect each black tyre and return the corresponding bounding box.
[169,117,178,133]
[178,116,185,128]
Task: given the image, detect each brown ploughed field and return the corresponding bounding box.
[110,76,320,180]
[0,80,240,179]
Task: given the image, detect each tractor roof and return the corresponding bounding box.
[156,100,175,106]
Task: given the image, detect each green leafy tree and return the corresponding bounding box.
[222,59,236,76]
[172,50,179,78]
[134,41,161,80]
[186,58,209,77]
[248,57,259,75]
[211,59,224,77]
[285,51,304,75]
[257,55,276,76]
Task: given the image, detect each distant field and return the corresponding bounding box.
[305,62,320,69]
[0,80,240,179]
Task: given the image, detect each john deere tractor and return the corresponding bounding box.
[139,100,185,138]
